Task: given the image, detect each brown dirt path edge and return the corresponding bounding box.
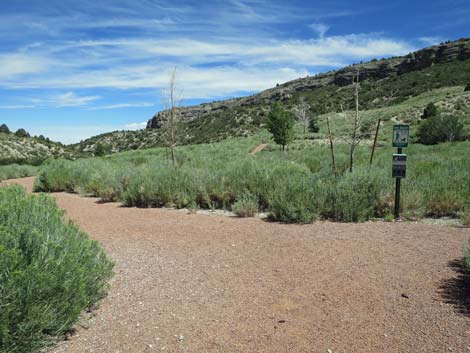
[2,177,470,353]
[250,143,268,156]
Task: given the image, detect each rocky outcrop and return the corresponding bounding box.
[147,38,470,129]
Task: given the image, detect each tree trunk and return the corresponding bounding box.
[349,70,360,173]
[369,119,381,165]
[327,117,336,177]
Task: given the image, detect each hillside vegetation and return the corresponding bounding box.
[36,131,470,223]
[74,39,470,154]
[0,132,77,165]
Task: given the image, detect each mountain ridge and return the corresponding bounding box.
[147,38,470,128]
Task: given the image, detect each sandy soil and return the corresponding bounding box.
[3,177,470,353]
[250,143,269,156]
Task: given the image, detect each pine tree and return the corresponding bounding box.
[0,124,10,134]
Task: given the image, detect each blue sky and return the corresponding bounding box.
[0,0,468,143]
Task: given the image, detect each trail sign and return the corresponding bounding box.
[393,125,409,148]
[392,154,407,178]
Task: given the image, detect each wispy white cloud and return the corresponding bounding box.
[89,102,154,110]
[0,104,36,109]
[310,23,330,39]
[0,35,414,98]
[26,92,99,108]
[418,36,443,46]
[53,92,101,107]
[0,54,49,79]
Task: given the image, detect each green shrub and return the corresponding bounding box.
[0,165,36,182]
[308,116,320,133]
[0,186,113,353]
[421,102,438,119]
[232,192,259,217]
[416,114,464,144]
[267,165,318,223]
[34,159,88,193]
[425,194,465,217]
[320,168,388,222]
[462,210,470,226]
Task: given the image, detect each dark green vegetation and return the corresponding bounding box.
[0,186,114,353]
[421,102,438,119]
[267,103,295,150]
[35,132,470,223]
[0,124,10,134]
[417,114,464,144]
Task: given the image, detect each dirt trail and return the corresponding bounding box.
[250,143,268,156]
[3,177,470,353]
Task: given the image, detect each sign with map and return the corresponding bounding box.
[392,125,409,148]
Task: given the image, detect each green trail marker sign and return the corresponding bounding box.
[393,125,409,148]
[392,124,409,221]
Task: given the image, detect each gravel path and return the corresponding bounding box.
[3,177,470,353]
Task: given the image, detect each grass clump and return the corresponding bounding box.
[321,168,390,222]
[0,186,114,353]
[232,192,259,217]
[0,164,36,182]
[461,210,470,227]
[465,241,470,272]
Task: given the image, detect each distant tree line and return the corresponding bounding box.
[0,124,54,142]
[0,124,30,137]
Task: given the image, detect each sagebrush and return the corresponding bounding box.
[0,186,114,353]
[34,132,470,223]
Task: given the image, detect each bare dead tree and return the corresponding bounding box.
[293,96,310,133]
[161,68,180,164]
[326,116,336,177]
[369,118,381,166]
[334,70,376,173]
[348,70,361,173]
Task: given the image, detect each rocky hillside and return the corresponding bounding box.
[75,38,470,154]
[0,132,77,165]
[147,38,470,128]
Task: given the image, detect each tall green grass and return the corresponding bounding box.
[0,164,36,182]
[0,186,114,353]
[34,132,470,223]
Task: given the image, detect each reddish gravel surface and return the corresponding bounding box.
[3,177,470,353]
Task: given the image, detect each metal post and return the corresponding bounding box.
[394,147,402,220]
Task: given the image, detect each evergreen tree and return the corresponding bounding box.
[0,124,10,134]
[421,102,437,119]
[308,116,320,133]
[15,128,30,138]
[267,103,295,151]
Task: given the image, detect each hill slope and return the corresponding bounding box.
[0,133,77,165]
[74,38,470,154]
